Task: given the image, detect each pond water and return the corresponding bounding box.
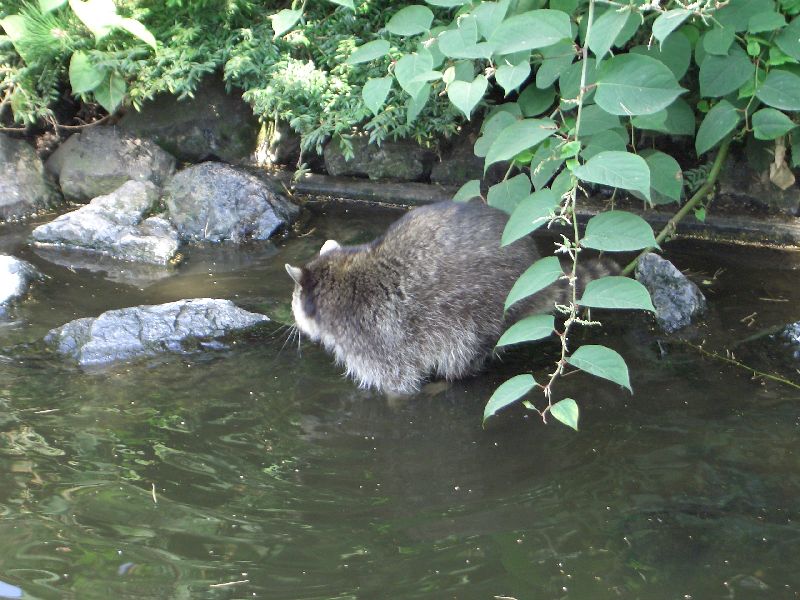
[1,201,799,600]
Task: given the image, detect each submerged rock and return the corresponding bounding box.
[0,134,61,220]
[635,253,706,333]
[323,137,434,182]
[119,76,259,164]
[0,255,41,317]
[46,127,175,202]
[31,180,179,265]
[46,298,269,366]
[165,162,299,243]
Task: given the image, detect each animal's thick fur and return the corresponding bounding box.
[289,201,614,395]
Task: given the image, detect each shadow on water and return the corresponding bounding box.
[0,201,799,599]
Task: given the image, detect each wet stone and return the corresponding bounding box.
[45,298,269,366]
[0,255,42,317]
[0,133,61,220]
[165,162,299,243]
[635,252,707,334]
[46,126,176,202]
[31,180,179,266]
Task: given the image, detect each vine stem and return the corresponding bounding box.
[621,135,732,276]
[538,0,596,421]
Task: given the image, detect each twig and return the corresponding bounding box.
[681,341,800,390]
[209,580,249,588]
[151,483,157,504]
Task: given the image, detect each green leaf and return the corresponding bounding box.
[702,26,735,55]
[485,118,557,170]
[699,44,752,97]
[640,150,683,204]
[559,58,597,107]
[581,211,658,251]
[573,151,651,200]
[631,97,695,136]
[578,276,656,311]
[69,51,105,94]
[329,0,355,8]
[406,84,430,124]
[453,179,481,202]
[426,0,469,5]
[502,189,560,246]
[537,39,576,88]
[652,9,691,45]
[518,84,555,116]
[395,49,434,97]
[447,74,488,118]
[117,17,156,50]
[483,374,536,423]
[497,314,555,347]
[595,54,686,116]
[505,255,563,310]
[270,8,302,38]
[776,17,800,60]
[695,99,741,155]
[580,129,628,161]
[755,69,800,110]
[362,77,392,115]
[472,0,510,39]
[716,0,774,32]
[531,139,564,190]
[496,60,531,96]
[347,40,391,64]
[489,9,572,55]
[549,398,579,430]
[630,31,691,79]
[752,107,798,140]
[93,71,126,113]
[588,7,631,60]
[487,173,531,214]
[438,16,493,59]
[566,345,631,391]
[69,0,118,39]
[474,111,519,157]
[387,5,434,36]
[748,10,786,33]
[39,0,67,11]
[578,104,621,136]
[580,210,658,252]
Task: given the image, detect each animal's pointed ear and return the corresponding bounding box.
[285,264,303,284]
[319,239,341,256]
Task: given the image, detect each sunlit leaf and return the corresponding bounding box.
[595,54,686,116]
[447,74,488,118]
[505,256,563,310]
[496,314,555,347]
[573,151,651,200]
[93,71,126,113]
[502,189,560,246]
[362,77,393,115]
[581,211,658,251]
[483,374,536,423]
[347,40,391,64]
[270,9,302,38]
[484,118,557,170]
[387,5,434,36]
[488,9,572,55]
[69,51,104,93]
[495,60,531,96]
[578,276,656,312]
[550,398,579,430]
[566,344,631,391]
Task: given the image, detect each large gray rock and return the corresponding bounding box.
[31,180,179,265]
[0,255,41,317]
[46,298,269,366]
[165,162,299,243]
[120,76,259,164]
[0,134,61,220]
[46,127,175,202]
[323,136,434,181]
[635,253,706,333]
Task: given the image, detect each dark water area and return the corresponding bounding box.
[1,202,799,599]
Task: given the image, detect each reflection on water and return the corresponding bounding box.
[1,201,799,599]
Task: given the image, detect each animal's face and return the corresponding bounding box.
[285,239,341,340]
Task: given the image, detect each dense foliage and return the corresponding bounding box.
[3,0,800,426]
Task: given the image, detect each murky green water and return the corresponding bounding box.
[1,202,799,599]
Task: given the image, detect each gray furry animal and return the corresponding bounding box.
[285,200,610,395]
